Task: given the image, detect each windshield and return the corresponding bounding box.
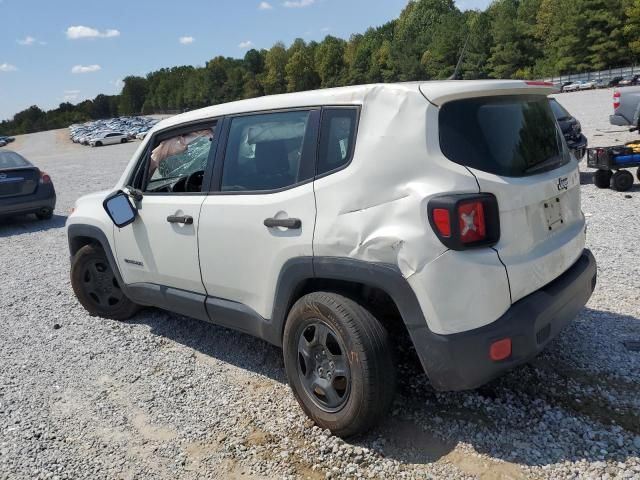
[0,151,31,169]
[439,95,570,177]
[149,132,213,183]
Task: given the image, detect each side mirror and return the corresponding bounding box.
[103,191,137,228]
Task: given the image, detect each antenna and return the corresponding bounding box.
[449,33,470,80]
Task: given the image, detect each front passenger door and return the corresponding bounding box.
[113,122,217,294]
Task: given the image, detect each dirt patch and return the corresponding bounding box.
[443,450,527,480]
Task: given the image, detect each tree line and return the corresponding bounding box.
[2,0,640,136]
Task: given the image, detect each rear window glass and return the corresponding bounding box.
[439,95,570,177]
[0,151,31,169]
[317,108,358,176]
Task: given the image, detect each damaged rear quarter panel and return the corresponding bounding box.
[312,85,480,279]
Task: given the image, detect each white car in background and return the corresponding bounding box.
[579,80,597,90]
[563,82,583,92]
[89,131,129,147]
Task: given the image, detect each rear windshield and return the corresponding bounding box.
[0,151,31,169]
[439,95,570,177]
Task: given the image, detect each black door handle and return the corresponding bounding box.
[264,217,302,229]
[167,215,193,225]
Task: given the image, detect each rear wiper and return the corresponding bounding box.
[524,154,565,174]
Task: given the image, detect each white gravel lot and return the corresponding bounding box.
[0,90,639,480]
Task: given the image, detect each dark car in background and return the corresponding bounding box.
[0,151,56,220]
[608,76,624,88]
[549,98,588,160]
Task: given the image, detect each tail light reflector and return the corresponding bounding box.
[40,172,51,184]
[432,208,451,237]
[428,193,500,250]
[489,338,512,361]
[614,90,620,110]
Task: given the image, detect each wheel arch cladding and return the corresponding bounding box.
[272,257,430,357]
[67,224,125,288]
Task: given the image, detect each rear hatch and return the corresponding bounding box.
[0,151,39,198]
[421,81,585,303]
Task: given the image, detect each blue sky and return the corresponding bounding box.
[0,0,492,121]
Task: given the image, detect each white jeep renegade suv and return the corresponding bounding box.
[67,81,597,437]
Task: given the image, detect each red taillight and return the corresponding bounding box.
[428,194,499,251]
[432,208,451,237]
[614,90,620,110]
[489,338,512,361]
[40,172,51,184]
[458,201,486,243]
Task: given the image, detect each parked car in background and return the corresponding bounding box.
[595,79,609,89]
[0,136,15,144]
[608,76,624,88]
[563,82,582,92]
[89,131,128,147]
[610,86,640,128]
[0,139,7,148]
[618,75,640,87]
[0,150,56,220]
[68,80,596,437]
[579,80,597,90]
[559,81,573,92]
[69,117,157,146]
[549,98,588,160]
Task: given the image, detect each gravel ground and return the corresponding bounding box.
[1,90,639,480]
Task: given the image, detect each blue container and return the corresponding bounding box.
[613,154,640,164]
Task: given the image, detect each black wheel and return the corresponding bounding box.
[637,167,640,182]
[593,170,612,188]
[283,292,395,437]
[95,141,102,147]
[36,209,53,220]
[70,244,139,320]
[610,170,634,191]
[121,138,127,144]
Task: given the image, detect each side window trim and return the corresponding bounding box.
[129,119,220,196]
[315,106,361,180]
[209,108,321,195]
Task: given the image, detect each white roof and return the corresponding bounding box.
[153,80,557,132]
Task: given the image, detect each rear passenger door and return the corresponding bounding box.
[199,109,319,321]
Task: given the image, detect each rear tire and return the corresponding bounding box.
[71,244,140,320]
[594,169,612,188]
[121,138,127,144]
[283,292,396,437]
[36,209,53,220]
[636,167,640,182]
[610,170,634,191]
[95,141,102,147]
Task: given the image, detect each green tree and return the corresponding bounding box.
[315,36,347,87]
[119,76,148,115]
[263,42,288,95]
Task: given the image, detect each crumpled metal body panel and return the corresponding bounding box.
[312,85,512,334]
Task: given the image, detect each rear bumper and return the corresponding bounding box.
[416,249,597,391]
[610,114,630,126]
[0,183,56,216]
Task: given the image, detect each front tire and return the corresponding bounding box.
[71,244,139,320]
[594,169,612,188]
[283,292,396,437]
[121,138,128,144]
